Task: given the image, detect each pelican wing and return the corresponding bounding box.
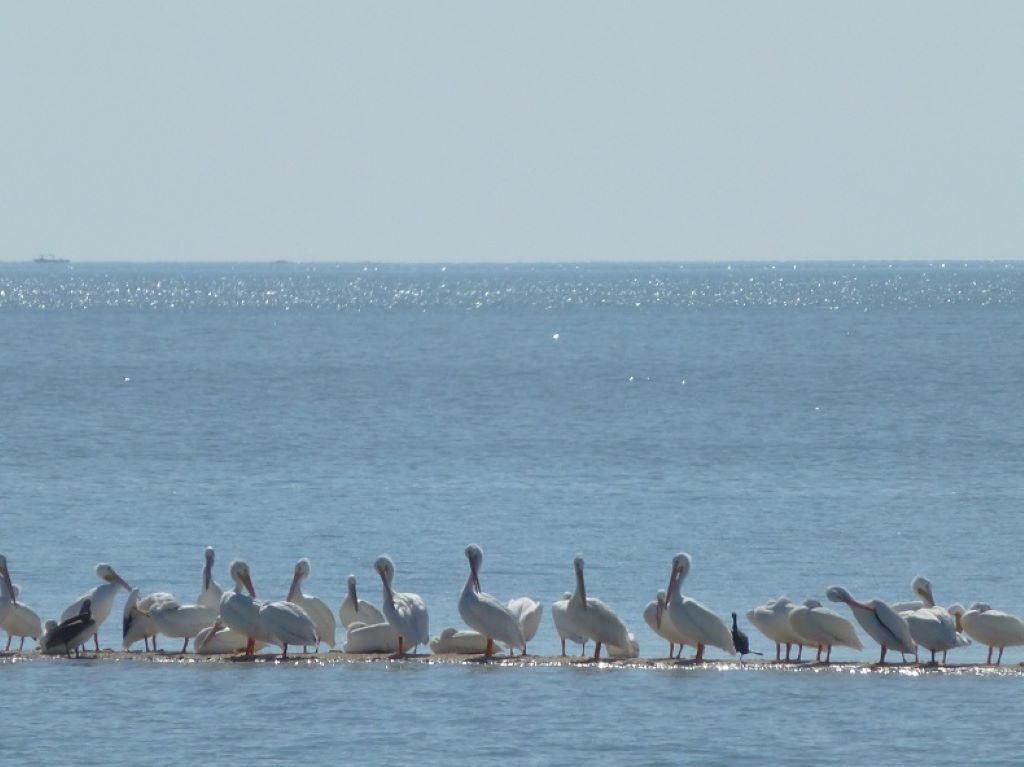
[259,601,318,647]
[870,600,916,652]
[507,597,543,642]
[0,602,42,639]
[293,594,336,648]
[679,598,735,654]
[812,608,863,650]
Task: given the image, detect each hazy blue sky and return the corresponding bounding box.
[2,2,1021,262]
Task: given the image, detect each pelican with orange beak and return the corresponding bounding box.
[60,564,132,651]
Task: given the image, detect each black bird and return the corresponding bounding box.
[731,612,762,661]
[45,599,96,657]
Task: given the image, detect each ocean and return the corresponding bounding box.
[2,261,1022,764]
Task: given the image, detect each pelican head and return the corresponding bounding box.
[0,555,15,603]
[825,585,853,605]
[666,552,692,597]
[374,555,395,582]
[465,545,483,591]
[97,564,131,591]
[802,598,822,609]
[911,575,935,607]
[947,603,967,632]
[295,558,311,578]
[229,560,256,596]
[203,547,216,589]
[968,602,991,613]
[288,558,311,600]
[572,554,586,606]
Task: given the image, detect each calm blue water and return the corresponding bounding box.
[2,261,1023,765]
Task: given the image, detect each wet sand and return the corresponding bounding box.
[2,649,1022,674]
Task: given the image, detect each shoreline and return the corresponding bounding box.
[2,650,1021,674]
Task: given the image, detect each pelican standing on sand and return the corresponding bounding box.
[219,560,260,655]
[787,598,863,663]
[375,555,429,656]
[197,547,223,610]
[458,545,525,657]
[340,574,386,628]
[664,553,736,662]
[0,555,42,651]
[61,564,132,651]
[949,603,1024,665]
[903,576,969,664]
[746,597,805,662]
[506,597,542,655]
[148,598,219,653]
[826,586,916,664]
[122,589,175,651]
[552,592,587,656]
[44,600,97,657]
[286,558,336,651]
[644,590,682,658]
[565,554,634,660]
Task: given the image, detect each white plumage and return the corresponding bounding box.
[197,547,223,611]
[551,592,587,656]
[340,574,386,628]
[375,555,429,656]
[457,545,525,656]
[61,564,132,652]
[506,597,543,653]
[788,598,863,662]
[565,554,634,659]
[286,558,336,650]
[0,556,42,651]
[826,585,916,663]
[664,553,735,661]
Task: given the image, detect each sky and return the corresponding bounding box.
[1,2,1021,263]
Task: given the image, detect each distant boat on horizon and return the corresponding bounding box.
[33,254,69,264]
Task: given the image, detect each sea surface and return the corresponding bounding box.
[2,261,1023,765]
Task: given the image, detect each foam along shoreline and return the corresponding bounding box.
[2,649,1022,674]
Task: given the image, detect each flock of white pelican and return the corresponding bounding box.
[2,548,1023,666]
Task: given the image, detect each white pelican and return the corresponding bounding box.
[375,555,429,656]
[787,598,863,663]
[344,621,400,654]
[286,558,336,651]
[149,599,219,653]
[256,599,318,658]
[0,555,42,651]
[948,603,1024,665]
[664,553,735,662]
[457,545,525,657]
[218,560,260,655]
[607,633,640,658]
[197,547,223,610]
[826,585,916,664]
[340,574,386,628]
[643,590,680,658]
[551,592,588,656]
[122,589,175,651]
[565,554,634,660]
[746,597,806,661]
[507,597,543,655]
[61,564,132,651]
[429,627,492,655]
[904,576,969,665]
[43,600,97,657]
[194,624,267,655]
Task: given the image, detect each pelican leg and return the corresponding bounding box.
[144,636,150,652]
[796,644,803,662]
[879,646,887,665]
[815,645,822,663]
[695,643,705,663]
[19,636,25,651]
[998,647,1005,665]
[94,634,100,652]
[987,646,993,665]
[942,650,947,665]
[181,638,189,653]
[4,635,11,652]
[398,635,405,657]
[669,642,674,659]
[593,641,602,660]
[560,638,566,657]
[485,638,494,657]
[825,645,832,664]
[152,635,158,652]
[245,638,255,656]
[929,649,937,665]
[282,643,289,659]
[580,643,587,657]
[785,642,792,661]
[775,643,781,662]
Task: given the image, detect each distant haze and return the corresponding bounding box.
[1,2,1021,263]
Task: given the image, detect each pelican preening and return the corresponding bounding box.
[376,555,429,657]
[565,554,636,660]
[787,599,863,663]
[61,564,132,652]
[287,558,336,651]
[0,555,43,651]
[507,597,543,655]
[664,553,735,662]
[458,545,525,657]
[746,598,806,662]
[340,574,385,628]
[826,586,916,664]
[902,576,969,665]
